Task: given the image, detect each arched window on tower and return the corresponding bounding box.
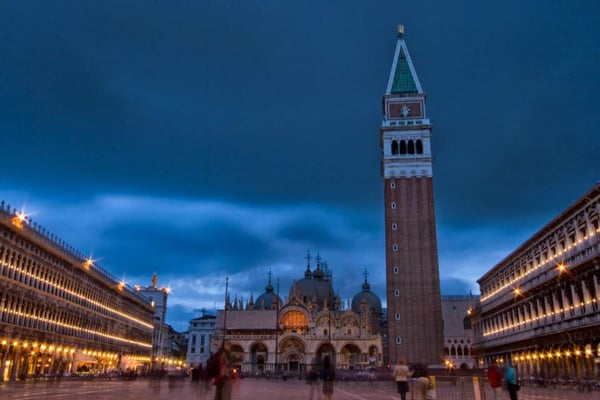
[399,140,407,154]
[408,140,415,154]
[391,140,398,155]
[416,139,423,154]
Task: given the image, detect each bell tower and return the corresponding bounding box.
[380,25,444,366]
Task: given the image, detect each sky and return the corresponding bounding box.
[1,1,598,332]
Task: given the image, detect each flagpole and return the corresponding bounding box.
[223,276,229,345]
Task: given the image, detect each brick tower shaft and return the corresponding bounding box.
[380,25,444,366]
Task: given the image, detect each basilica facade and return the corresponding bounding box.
[211,255,383,375]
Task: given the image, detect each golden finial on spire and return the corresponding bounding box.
[397,24,405,38]
[152,273,157,288]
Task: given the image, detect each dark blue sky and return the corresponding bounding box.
[1,1,598,331]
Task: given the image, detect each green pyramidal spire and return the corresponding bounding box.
[386,25,423,95]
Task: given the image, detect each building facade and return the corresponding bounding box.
[186,313,216,368]
[0,201,154,381]
[472,183,600,380]
[441,295,479,370]
[211,255,383,376]
[380,25,444,366]
[135,275,173,366]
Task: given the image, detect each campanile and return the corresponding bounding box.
[380,25,444,366]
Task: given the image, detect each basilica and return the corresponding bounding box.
[211,254,383,375]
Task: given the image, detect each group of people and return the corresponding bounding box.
[487,361,520,400]
[193,343,338,400]
[392,358,520,400]
[392,358,433,400]
[306,355,336,400]
[188,342,236,400]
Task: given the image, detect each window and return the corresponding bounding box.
[463,316,472,330]
[394,289,400,296]
[391,202,396,209]
[395,313,400,320]
[392,244,398,252]
[400,141,407,154]
[416,139,423,154]
[390,181,396,189]
[396,336,402,345]
[393,266,399,273]
[391,140,399,155]
[282,310,308,334]
[392,223,397,230]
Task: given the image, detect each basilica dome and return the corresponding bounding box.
[255,279,282,310]
[289,262,336,309]
[351,278,382,315]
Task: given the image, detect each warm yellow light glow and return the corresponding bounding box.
[84,258,94,270]
[480,230,598,302]
[11,211,28,229]
[0,259,153,330]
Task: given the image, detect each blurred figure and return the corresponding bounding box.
[307,366,322,400]
[504,362,519,400]
[190,363,202,383]
[392,358,411,400]
[486,361,503,400]
[411,364,430,400]
[320,356,336,400]
[214,342,233,400]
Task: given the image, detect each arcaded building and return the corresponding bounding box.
[211,254,383,375]
[0,201,154,381]
[472,183,600,379]
[442,295,479,369]
[380,25,444,366]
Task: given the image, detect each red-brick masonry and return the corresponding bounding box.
[384,176,444,365]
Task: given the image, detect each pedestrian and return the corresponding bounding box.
[191,363,202,382]
[307,365,322,400]
[392,358,411,400]
[504,361,519,400]
[320,356,336,400]
[214,342,233,400]
[411,364,431,400]
[486,361,503,400]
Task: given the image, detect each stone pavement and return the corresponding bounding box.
[0,377,598,400]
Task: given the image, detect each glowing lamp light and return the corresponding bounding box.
[11,211,27,229]
[84,258,94,270]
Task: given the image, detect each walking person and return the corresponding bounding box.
[214,342,233,400]
[504,361,519,400]
[392,358,411,400]
[307,366,322,400]
[320,356,336,400]
[486,361,503,400]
